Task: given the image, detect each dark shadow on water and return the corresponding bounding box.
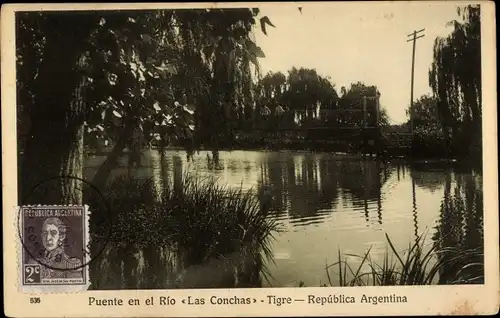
[432,171,484,284]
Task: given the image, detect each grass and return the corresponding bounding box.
[88,173,280,289]
[324,232,484,287]
[158,174,281,286]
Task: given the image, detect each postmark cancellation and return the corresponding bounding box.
[17,205,91,293]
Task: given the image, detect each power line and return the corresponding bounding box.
[407,28,425,133]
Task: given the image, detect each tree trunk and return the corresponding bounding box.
[60,68,89,205]
[20,21,91,205]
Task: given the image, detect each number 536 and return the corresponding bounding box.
[30,297,41,304]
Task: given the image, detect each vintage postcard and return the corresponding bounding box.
[2,1,498,317]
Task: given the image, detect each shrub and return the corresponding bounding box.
[412,124,447,158]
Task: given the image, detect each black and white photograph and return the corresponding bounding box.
[13,1,487,288]
[2,1,498,316]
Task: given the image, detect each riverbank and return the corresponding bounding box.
[86,145,473,168]
[87,174,279,290]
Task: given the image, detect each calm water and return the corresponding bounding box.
[84,149,483,287]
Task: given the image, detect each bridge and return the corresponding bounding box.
[235,126,412,155]
[235,95,413,155]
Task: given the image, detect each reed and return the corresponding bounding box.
[90,174,280,288]
[159,174,280,286]
[325,232,484,287]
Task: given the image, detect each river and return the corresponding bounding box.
[84,149,483,287]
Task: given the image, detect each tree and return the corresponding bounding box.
[407,94,440,128]
[171,8,274,147]
[252,68,340,130]
[17,8,275,204]
[407,95,446,157]
[428,5,481,161]
[378,108,390,128]
[85,11,196,186]
[252,72,391,132]
[281,67,338,123]
[336,82,379,128]
[254,71,287,122]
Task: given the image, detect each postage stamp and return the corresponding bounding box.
[17,205,91,293]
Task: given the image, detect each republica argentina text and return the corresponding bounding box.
[307,294,408,305]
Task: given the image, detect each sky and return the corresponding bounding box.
[253,2,463,124]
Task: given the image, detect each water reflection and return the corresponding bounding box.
[83,151,452,235]
[254,154,391,229]
[432,172,484,284]
[83,150,483,287]
[411,164,448,193]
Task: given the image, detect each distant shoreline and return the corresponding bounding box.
[82,146,472,166]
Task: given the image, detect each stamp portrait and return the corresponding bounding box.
[19,205,90,290]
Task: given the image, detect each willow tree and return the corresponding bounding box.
[254,71,287,119]
[337,82,379,128]
[172,9,272,147]
[428,5,481,161]
[18,8,276,204]
[282,67,339,122]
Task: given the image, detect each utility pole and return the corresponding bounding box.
[407,30,424,241]
[407,28,425,133]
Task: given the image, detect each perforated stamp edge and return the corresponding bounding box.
[15,204,91,294]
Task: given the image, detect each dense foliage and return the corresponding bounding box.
[407,95,446,157]
[17,8,276,200]
[427,5,481,161]
[252,72,389,130]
